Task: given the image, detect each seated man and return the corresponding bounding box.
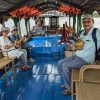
[0,27,31,69]
[9,26,35,63]
[31,18,45,36]
[58,14,100,95]
[8,26,24,47]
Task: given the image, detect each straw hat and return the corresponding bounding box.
[0,27,10,33]
[11,26,18,32]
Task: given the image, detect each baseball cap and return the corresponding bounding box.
[82,14,94,20]
[11,26,18,32]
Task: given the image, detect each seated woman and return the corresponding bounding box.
[31,17,45,36]
[0,27,31,70]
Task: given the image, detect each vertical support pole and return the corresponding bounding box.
[17,18,21,37]
[28,19,30,32]
[73,14,76,33]
[69,15,70,27]
[77,15,79,34]
[2,16,5,27]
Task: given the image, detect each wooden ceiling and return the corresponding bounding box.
[0,0,100,16]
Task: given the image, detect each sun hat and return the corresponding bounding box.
[82,14,94,20]
[0,27,10,33]
[11,26,18,32]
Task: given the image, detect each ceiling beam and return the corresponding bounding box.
[3,0,18,5]
[0,0,31,16]
[80,0,90,7]
[56,0,80,8]
[3,0,28,5]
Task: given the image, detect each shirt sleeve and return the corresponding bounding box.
[0,37,11,47]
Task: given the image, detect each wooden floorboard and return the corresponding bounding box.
[54,75,67,100]
[17,75,47,100]
[41,75,56,100]
[0,57,73,100]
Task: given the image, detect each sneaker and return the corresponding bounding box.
[61,85,67,89]
[28,58,35,63]
[62,89,71,95]
[19,65,32,71]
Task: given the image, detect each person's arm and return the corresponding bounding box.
[0,37,15,49]
[8,35,14,42]
[67,43,76,51]
[3,43,14,49]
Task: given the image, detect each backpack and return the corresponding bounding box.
[92,28,100,60]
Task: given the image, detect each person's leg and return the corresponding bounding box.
[58,56,75,88]
[62,56,87,91]
[19,49,27,66]
[22,44,35,63]
[58,56,75,75]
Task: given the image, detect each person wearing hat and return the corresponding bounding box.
[0,27,30,69]
[58,14,100,95]
[8,26,24,46]
[9,26,35,63]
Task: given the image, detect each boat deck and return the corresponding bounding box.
[0,57,75,100]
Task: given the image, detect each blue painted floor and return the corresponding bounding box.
[0,56,73,100]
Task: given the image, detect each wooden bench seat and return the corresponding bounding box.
[75,65,100,100]
[0,50,16,80]
[65,50,100,100]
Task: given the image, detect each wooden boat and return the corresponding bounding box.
[0,0,100,100]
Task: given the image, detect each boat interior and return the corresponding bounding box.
[0,0,100,100]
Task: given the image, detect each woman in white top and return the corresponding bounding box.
[32,18,45,36]
[0,27,27,67]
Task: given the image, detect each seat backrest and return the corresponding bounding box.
[0,51,3,59]
[0,46,3,59]
[75,65,100,100]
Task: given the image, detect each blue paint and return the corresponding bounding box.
[54,75,67,100]
[41,75,56,100]
[0,35,72,100]
[0,54,75,100]
[26,35,66,57]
